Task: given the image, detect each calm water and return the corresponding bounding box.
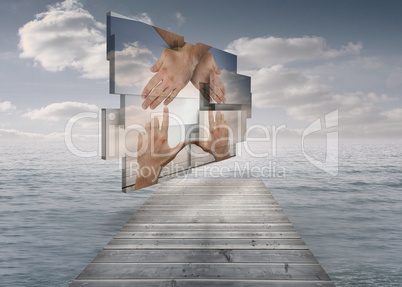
[1,140,401,286]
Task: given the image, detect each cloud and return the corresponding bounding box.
[0,101,16,112]
[23,101,99,121]
[18,0,107,79]
[174,12,185,26]
[247,63,398,126]
[380,108,402,122]
[244,65,332,111]
[131,12,153,25]
[0,129,63,140]
[114,42,156,88]
[0,129,98,141]
[225,35,402,138]
[226,36,362,70]
[386,69,402,89]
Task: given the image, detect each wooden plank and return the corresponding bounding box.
[71,280,336,287]
[133,209,285,217]
[70,178,334,286]
[127,216,291,223]
[166,181,267,187]
[138,204,280,209]
[155,188,271,195]
[147,196,277,202]
[76,263,330,281]
[93,249,318,263]
[114,231,301,239]
[105,238,307,250]
[120,223,296,232]
[137,205,281,210]
[143,199,279,205]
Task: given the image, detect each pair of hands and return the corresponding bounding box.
[135,107,229,190]
[141,43,226,110]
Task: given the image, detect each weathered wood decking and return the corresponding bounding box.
[70,178,335,286]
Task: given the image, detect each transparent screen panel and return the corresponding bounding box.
[102,12,252,192]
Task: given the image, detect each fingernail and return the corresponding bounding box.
[150,104,155,110]
[142,103,148,109]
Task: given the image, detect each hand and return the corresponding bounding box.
[192,110,230,162]
[135,107,187,190]
[191,53,226,104]
[141,43,198,110]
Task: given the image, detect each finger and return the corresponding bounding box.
[209,71,223,104]
[153,115,160,132]
[142,83,166,110]
[161,107,169,134]
[209,86,223,104]
[191,139,209,152]
[224,120,229,136]
[163,88,180,106]
[137,131,143,152]
[213,75,226,100]
[141,73,163,100]
[150,87,171,110]
[150,50,166,72]
[210,55,221,75]
[145,121,151,134]
[168,141,187,161]
[208,110,214,129]
[216,111,222,124]
[212,72,226,102]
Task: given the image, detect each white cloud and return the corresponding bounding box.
[386,69,402,89]
[226,35,402,138]
[114,42,156,88]
[174,12,185,26]
[244,65,332,110]
[23,101,99,121]
[380,108,402,122]
[0,129,62,140]
[247,64,397,126]
[131,12,154,25]
[323,42,362,58]
[18,0,107,79]
[226,36,362,70]
[0,101,16,112]
[0,129,98,141]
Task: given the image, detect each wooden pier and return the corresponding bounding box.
[70,178,335,286]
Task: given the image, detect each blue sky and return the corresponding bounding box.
[1,0,402,141]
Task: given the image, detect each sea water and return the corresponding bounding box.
[1,140,401,286]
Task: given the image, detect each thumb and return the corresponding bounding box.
[150,51,166,72]
[170,141,187,157]
[191,139,208,151]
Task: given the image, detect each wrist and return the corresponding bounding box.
[214,154,230,162]
[184,42,210,71]
[193,43,211,61]
[135,165,161,190]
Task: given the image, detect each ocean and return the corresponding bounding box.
[1,139,401,286]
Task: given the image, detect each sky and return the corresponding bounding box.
[1,0,402,142]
